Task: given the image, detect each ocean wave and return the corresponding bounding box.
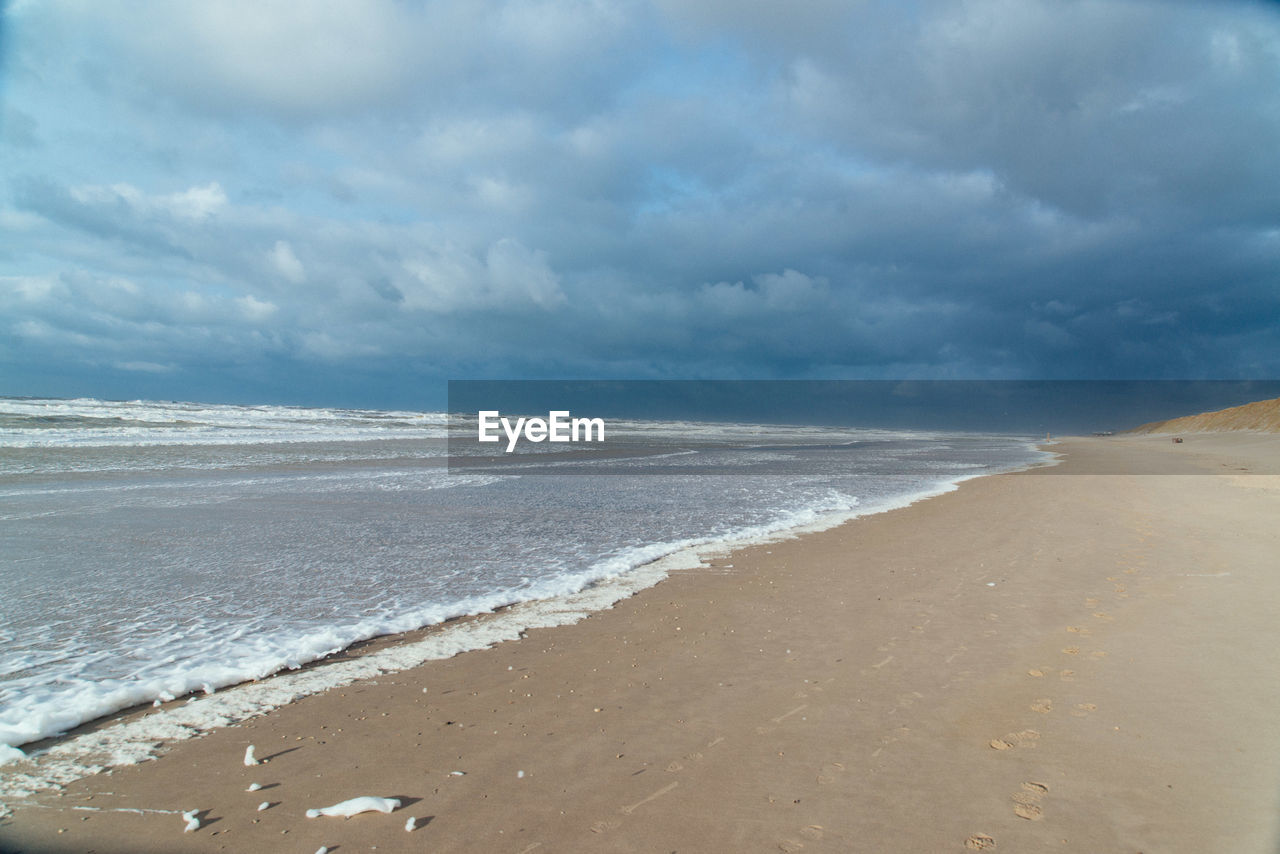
[0,397,447,448]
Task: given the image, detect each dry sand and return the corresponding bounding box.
[3,434,1280,853]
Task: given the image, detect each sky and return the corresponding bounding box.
[1,0,1278,409]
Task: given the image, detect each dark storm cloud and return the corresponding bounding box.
[1,0,1278,406]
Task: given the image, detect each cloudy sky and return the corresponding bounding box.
[2,0,1278,408]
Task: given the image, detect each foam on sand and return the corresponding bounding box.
[0,552,679,805]
[0,468,1007,808]
[306,796,400,818]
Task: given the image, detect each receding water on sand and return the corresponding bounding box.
[0,397,1049,800]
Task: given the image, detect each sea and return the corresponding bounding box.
[0,396,1052,799]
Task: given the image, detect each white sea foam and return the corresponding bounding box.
[306,796,400,818]
[0,397,446,448]
[0,554,646,801]
[1,501,850,751]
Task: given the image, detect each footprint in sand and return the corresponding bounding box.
[590,819,621,834]
[1013,802,1043,821]
[1027,668,1044,678]
[1085,597,1101,608]
[1071,703,1098,718]
[1062,646,1080,656]
[965,833,997,849]
[665,761,684,773]
[1012,781,1048,821]
[1030,698,1053,714]
[1065,626,1091,636]
[1090,650,1108,660]
[778,839,805,852]
[1092,612,1114,621]
[1059,669,1076,681]
[989,729,1040,750]
[817,762,846,785]
[799,825,824,840]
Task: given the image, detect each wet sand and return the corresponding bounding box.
[2,434,1279,853]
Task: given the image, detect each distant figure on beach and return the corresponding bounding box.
[1172,437,1183,443]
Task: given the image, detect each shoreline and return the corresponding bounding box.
[3,433,1279,851]
[0,442,1052,791]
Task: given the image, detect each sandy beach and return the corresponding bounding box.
[3,433,1279,853]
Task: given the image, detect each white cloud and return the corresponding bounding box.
[105,0,420,116]
[486,238,565,308]
[236,294,279,323]
[472,176,534,213]
[752,269,828,308]
[93,275,140,298]
[0,209,45,231]
[417,114,542,165]
[13,318,95,348]
[1210,29,1243,72]
[699,270,828,316]
[177,292,208,315]
[495,0,628,58]
[2,275,59,302]
[22,0,640,121]
[400,238,565,313]
[401,250,483,313]
[269,240,306,283]
[67,181,227,221]
[782,58,841,115]
[165,183,228,220]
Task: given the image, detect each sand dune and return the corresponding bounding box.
[1128,395,1280,434]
